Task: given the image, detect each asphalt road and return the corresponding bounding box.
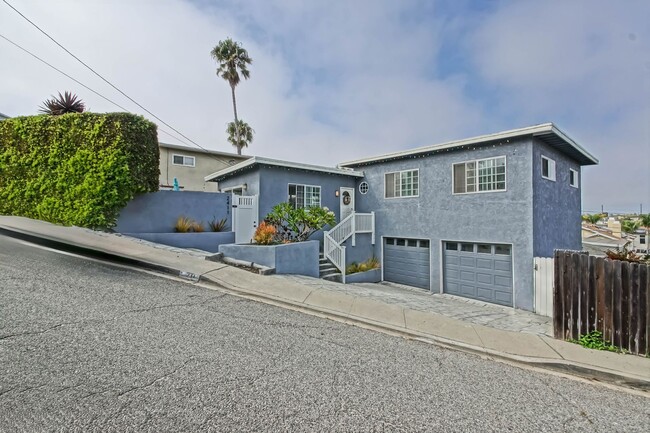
[0,235,648,432]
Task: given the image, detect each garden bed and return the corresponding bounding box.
[346,268,381,283]
[219,241,319,277]
[124,232,235,253]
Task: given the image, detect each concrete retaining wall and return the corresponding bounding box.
[219,241,319,277]
[124,232,235,253]
[346,268,381,283]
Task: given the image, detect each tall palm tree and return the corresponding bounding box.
[226,120,254,154]
[210,38,252,155]
[621,219,641,234]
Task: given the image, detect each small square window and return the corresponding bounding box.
[495,245,511,255]
[385,238,394,245]
[407,239,417,247]
[477,244,492,254]
[172,154,195,167]
[541,156,556,181]
[445,242,458,251]
[419,240,429,248]
[396,239,406,246]
[570,169,579,188]
[461,243,474,252]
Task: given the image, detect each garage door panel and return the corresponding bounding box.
[443,241,513,307]
[384,238,430,290]
[460,257,475,267]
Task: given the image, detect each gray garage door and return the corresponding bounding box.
[443,242,513,306]
[383,238,430,290]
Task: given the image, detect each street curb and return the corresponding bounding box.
[3,225,648,393]
[0,226,189,280]
[198,274,650,393]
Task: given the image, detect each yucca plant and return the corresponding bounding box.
[208,217,228,232]
[39,91,86,115]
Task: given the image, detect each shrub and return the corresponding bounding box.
[264,202,336,242]
[209,217,228,232]
[174,216,194,233]
[253,221,276,245]
[192,221,205,232]
[346,257,380,275]
[0,112,159,229]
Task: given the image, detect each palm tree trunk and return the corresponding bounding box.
[230,85,241,155]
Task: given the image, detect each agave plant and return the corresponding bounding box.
[39,91,86,115]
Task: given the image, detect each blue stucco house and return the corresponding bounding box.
[206,123,598,312]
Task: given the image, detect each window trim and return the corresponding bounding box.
[384,168,419,199]
[288,183,321,209]
[541,155,556,181]
[172,154,196,167]
[569,168,579,188]
[452,155,507,195]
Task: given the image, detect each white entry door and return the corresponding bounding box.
[339,187,355,220]
[233,195,258,243]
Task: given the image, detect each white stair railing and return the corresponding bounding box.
[323,211,375,283]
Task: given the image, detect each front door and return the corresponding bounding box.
[233,195,258,243]
[339,187,355,220]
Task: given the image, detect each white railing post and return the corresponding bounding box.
[341,245,346,284]
[371,211,375,244]
[352,213,356,247]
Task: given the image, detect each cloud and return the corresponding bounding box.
[0,0,647,211]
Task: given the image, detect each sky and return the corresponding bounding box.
[0,0,648,214]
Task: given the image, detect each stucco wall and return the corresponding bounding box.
[532,139,582,257]
[351,138,536,310]
[116,190,232,233]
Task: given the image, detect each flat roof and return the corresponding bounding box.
[159,142,249,160]
[205,156,364,182]
[338,123,599,167]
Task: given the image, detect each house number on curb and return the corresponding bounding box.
[179,271,200,282]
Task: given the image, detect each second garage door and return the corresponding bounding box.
[383,238,430,290]
[443,242,513,306]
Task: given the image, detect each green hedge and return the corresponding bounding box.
[0,112,159,228]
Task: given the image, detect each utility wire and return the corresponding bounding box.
[1,0,224,157]
[0,33,194,147]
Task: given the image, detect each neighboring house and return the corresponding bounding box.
[206,123,598,312]
[0,112,10,120]
[159,142,249,192]
[581,223,627,256]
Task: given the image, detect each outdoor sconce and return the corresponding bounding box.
[335,190,340,197]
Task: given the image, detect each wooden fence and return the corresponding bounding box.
[553,250,649,355]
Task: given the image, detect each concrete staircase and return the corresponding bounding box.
[319,253,342,282]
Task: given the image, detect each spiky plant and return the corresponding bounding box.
[39,91,86,115]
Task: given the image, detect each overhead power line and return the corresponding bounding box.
[1,0,223,157]
[0,33,194,146]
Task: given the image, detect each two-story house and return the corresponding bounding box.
[206,123,598,312]
[159,142,250,192]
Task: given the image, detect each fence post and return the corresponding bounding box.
[351,214,356,247]
[341,246,346,284]
[553,250,564,339]
[579,253,589,336]
[371,211,375,245]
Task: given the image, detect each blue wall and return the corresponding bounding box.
[532,139,582,257]
[115,190,232,233]
[351,138,536,310]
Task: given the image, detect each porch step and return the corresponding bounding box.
[319,253,342,282]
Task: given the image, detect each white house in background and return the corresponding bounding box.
[158,142,250,192]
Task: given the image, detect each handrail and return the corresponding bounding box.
[323,211,375,283]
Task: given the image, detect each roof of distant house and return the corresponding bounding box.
[0,112,10,119]
[338,123,599,168]
[159,142,250,160]
[205,156,364,183]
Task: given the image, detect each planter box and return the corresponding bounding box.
[345,268,381,284]
[219,241,319,277]
[124,232,235,253]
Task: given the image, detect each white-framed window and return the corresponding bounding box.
[569,168,579,188]
[453,156,506,194]
[172,154,195,167]
[359,181,369,194]
[385,169,419,198]
[288,184,321,209]
[541,156,556,181]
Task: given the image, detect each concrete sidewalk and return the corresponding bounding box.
[1,216,648,392]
